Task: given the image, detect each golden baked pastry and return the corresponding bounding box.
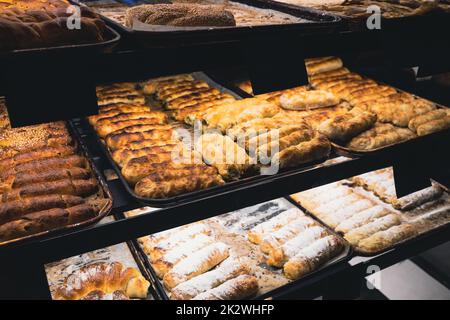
[346,122,416,150]
[54,262,149,300]
[317,108,377,142]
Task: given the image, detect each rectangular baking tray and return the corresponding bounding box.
[72,0,342,48]
[77,72,334,207]
[0,24,120,57]
[262,0,450,32]
[286,188,450,257]
[119,199,352,300]
[0,121,113,248]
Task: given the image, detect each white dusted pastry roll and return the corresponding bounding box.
[170,258,250,300]
[313,193,361,219]
[152,233,215,278]
[321,199,374,228]
[344,214,401,246]
[247,208,304,244]
[163,242,229,290]
[148,223,211,262]
[267,226,327,267]
[357,224,418,253]
[192,275,258,300]
[335,206,391,234]
[283,235,343,280]
[260,216,316,254]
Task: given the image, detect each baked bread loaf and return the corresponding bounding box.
[54,262,149,300]
[125,3,236,27]
[0,4,107,51]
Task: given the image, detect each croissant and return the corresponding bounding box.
[54,262,149,300]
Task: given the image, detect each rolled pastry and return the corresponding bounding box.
[271,135,331,169]
[192,275,258,300]
[305,57,343,76]
[135,173,225,199]
[88,106,150,125]
[283,235,343,280]
[147,223,211,262]
[279,90,339,111]
[260,216,316,254]
[335,206,391,234]
[152,233,214,278]
[321,199,374,228]
[105,128,175,150]
[96,115,168,138]
[0,155,87,180]
[317,110,377,142]
[247,208,304,244]
[416,115,450,136]
[358,224,418,253]
[1,178,98,203]
[170,258,250,300]
[0,146,76,171]
[195,133,255,181]
[267,226,327,268]
[255,126,315,163]
[0,167,90,191]
[408,109,446,132]
[0,194,84,225]
[163,242,230,290]
[344,214,401,246]
[111,143,180,167]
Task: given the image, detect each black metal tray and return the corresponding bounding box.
[0,24,120,57]
[75,71,336,207]
[73,0,342,48]
[122,205,352,300]
[0,121,113,248]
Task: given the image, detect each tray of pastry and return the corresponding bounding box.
[210,56,450,157]
[0,0,120,55]
[306,61,450,157]
[0,120,113,246]
[45,216,155,300]
[80,72,336,207]
[122,198,351,300]
[71,0,341,47]
[263,0,450,31]
[289,167,450,256]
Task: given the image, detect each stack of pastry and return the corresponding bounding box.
[54,262,150,300]
[143,74,236,123]
[349,167,443,210]
[0,0,107,51]
[0,122,104,242]
[91,82,225,199]
[247,208,344,279]
[291,182,418,253]
[138,222,259,300]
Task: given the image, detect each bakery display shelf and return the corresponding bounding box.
[0,121,114,249]
[72,0,342,48]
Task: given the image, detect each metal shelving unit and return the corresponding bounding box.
[0,9,449,299]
